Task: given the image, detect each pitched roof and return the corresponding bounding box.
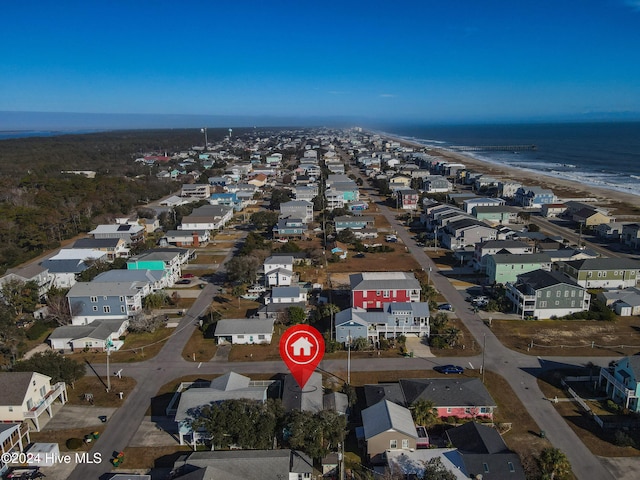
[214,318,274,336]
[361,400,417,440]
[350,272,420,291]
[0,372,46,406]
[399,378,496,408]
[446,422,508,454]
[561,258,640,271]
[516,269,579,289]
[282,372,323,413]
[49,319,126,341]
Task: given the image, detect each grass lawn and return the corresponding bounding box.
[490,317,640,356]
[182,328,217,362]
[211,294,261,318]
[30,426,106,452]
[74,327,174,363]
[537,372,640,457]
[121,446,192,470]
[66,375,137,406]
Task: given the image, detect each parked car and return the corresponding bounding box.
[181,273,195,278]
[434,364,464,374]
[175,279,191,285]
[437,303,453,311]
[355,252,366,258]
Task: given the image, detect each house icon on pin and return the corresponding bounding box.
[291,335,314,356]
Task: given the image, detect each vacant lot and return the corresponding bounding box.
[67,376,137,407]
[490,317,640,356]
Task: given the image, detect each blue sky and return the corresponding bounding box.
[1,0,640,126]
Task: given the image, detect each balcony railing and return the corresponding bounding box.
[24,382,66,418]
[600,369,636,400]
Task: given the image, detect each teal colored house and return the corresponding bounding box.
[600,356,640,412]
[127,248,190,284]
[485,253,552,284]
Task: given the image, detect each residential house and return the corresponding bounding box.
[506,269,591,319]
[325,189,345,210]
[445,422,526,480]
[181,184,211,199]
[40,254,97,289]
[294,185,318,202]
[485,253,552,285]
[247,173,268,187]
[599,355,640,412]
[334,215,375,232]
[473,240,533,272]
[265,153,283,166]
[214,318,275,345]
[272,218,307,240]
[174,372,275,446]
[280,200,314,223]
[263,255,294,287]
[514,186,556,208]
[209,192,240,209]
[397,189,419,210]
[597,287,640,316]
[555,258,640,289]
[541,203,568,218]
[364,378,496,421]
[595,222,627,241]
[66,281,144,325]
[573,207,613,227]
[423,176,452,193]
[0,264,51,299]
[282,372,323,413]
[170,450,312,480]
[622,223,640,250]
[48,319,129,352]
[0,372,67,432]
[350,272,421,310]
[161,230,210,247]
[265,286,307,304]
[332,182,360,203]
[361,400,418,464]
[180,205,234,231]
[462,197,505,215]
[127,247,190,285]
[471,205,519,225]
[70,237,129,260]
[335,302,430,342]
[88,224,145,246]
[441,219,497,250]
[93,268,168,294]
[386,449,468,480]
[497,181,522,199]
[0,423,31,476]
[389,175,412,191]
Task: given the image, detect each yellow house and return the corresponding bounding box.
[0,372,67,431]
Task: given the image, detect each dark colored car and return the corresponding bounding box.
[434,364,464,374]
[438,303,453,311]
[181,273,195,278]
[355,252,366,258]
[175,279,191,285]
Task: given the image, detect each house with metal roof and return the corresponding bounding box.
[265,286,307,305]
[600,356,640,413]
[485,253,552,285]
[598,287,640,316]
[180,205,234,231]
[349,272,421,310]
[88,223,145,246]
[0,422,31,476]
[473,239,533,272]
[66,281,144,326]
[335,302,430,343]
[360,400,418,464]
[280,200,314,224]
[48,318,128,351]
[70,237,129,260]
[263,255,294,287]
[174,372,275,447]
[213,318,275,345]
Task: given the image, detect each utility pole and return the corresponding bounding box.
[347,330,351,384]
[106,339,113,392]
[481,333,486,384]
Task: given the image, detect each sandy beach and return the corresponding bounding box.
[384,134,640,219]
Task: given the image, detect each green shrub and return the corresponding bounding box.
[614,430,636,448]
[26,321,49,340]
[66,438,84,450]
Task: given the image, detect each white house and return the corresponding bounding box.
[263,255,294,287]
[265,287,307,304]
[214,318,275,345]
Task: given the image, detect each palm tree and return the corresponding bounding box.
[411,399,438,428]
[536,447,571,480]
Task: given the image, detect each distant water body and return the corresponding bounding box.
[0,129,106,140]
[381,122,640,197]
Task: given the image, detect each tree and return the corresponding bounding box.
[226,255,261,284]
[13,350,84,387]
[250,211,279,230]
[411,399,438,428]
[1,279,39,316]
[286,409,346,459]
[287,306,306,325]
[269,188,292,210]
[128,313,164,333]
[351,336,370,351]
[44,286,72,325]
[536,447,571,480]
[336,228,356,244]
[420,457,457,480]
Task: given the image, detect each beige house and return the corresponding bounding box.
[0,372,67,431]
[361,399,418,464]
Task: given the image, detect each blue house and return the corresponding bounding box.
[334,215,375,232]
[600,356,640,412]
[514,186,556,208]
[273,218,307,239]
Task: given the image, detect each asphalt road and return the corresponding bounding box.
[67,191,618,480]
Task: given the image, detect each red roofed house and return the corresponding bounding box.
[349,272,421,310]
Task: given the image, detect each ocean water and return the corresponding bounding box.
[381,122,640,197]
[0,129,105,140]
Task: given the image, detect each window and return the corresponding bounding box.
[90,296,98,303]
[556,291,561,297]
[103,296,107,300]
[540,301,547,307]
[483,463,490,473]
[103,306,111,313]
[93,306,98,312]
[402,439,409,449]
[546,291,551,298]
[508,462,515,472]
[8,406,12,412]
[376,290,381,296]
[446,408,452,413]
[120,306,125,313]
[390,439,397,449]
[119,296,124,302]
[571,290,576,297]
[564,291,569,297]
[27,399,33,410]
[383,290,390,298]
[237,335,244,339]
[555,301,560,306]
[362,291,367,298]
[258,335,265,339]
[40,386,46,397]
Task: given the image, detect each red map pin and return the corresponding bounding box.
[280,325,325,389]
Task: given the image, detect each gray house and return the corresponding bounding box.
[66,281,144,326]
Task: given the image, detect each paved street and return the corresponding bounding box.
[65,193,623,480]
